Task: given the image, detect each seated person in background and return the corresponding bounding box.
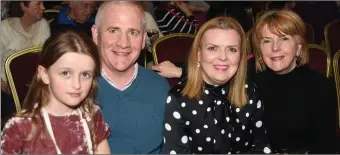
[188,1,210,12]
[50,1,96,37]
[1,1,10,21]
[143,3,163,52]
[142,1,155,17]
[155,1,198,35]
[0,1,50,94]
[188,1,210,27]
[143,11,162,68]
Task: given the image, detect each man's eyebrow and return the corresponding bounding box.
[106,26,119,31]
[128,28,141,33]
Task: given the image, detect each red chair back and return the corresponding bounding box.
[153,33,195,87]
[5,46,42,112]
[305,23,314,44]
[307,44,331,78]
[325,19,340,57]
[333,50,340,128]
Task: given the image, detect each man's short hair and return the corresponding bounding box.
[94,1,146,30]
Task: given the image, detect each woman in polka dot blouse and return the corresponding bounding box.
[161,17,271,154]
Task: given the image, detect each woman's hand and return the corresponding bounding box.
[152,61,182,78]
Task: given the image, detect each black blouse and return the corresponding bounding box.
[161,80,271,154]
[255,65,337,153]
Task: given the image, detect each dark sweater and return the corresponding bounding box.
[96,66,170,154]
[255,65,336,153]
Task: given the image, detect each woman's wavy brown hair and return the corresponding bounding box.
[252,10,308,72]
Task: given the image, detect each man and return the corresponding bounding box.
[50,1,96,36]
[91,1,170,154]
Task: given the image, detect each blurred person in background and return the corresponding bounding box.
[50,1,97,37]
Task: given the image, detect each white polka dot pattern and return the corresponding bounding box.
[162,82,268,154]
[167,96,171,104]
[256,121,263,128]
[226,117,230,122]
[216,100,221,105]
[195,129,200,134]
[165,123,171,131]
[257,100,262,108]
[181,136,188,144]
[263,147,271,154]
[204,90,209,94]
[173,111,181,119]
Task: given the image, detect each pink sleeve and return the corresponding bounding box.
[0,117,31,154]
[94,108,110,144]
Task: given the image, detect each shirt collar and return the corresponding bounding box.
[101,64,138,91]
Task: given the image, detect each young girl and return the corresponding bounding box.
[0,29,111,154]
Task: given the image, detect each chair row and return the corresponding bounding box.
[44,8,339,56]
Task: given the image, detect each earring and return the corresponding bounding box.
[296,55,301,66]
[258,57,265,69]
[258,57,264,65]
[197,62,200,68]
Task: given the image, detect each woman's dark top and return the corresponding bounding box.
[161,79,271,154]
[255,65,336,153]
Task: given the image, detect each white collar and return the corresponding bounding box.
[101,64,138,91]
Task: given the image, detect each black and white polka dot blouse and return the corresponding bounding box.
[161,80,271,154]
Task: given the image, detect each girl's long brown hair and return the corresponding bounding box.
[182,17,248,108]
[17,29,101,150]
